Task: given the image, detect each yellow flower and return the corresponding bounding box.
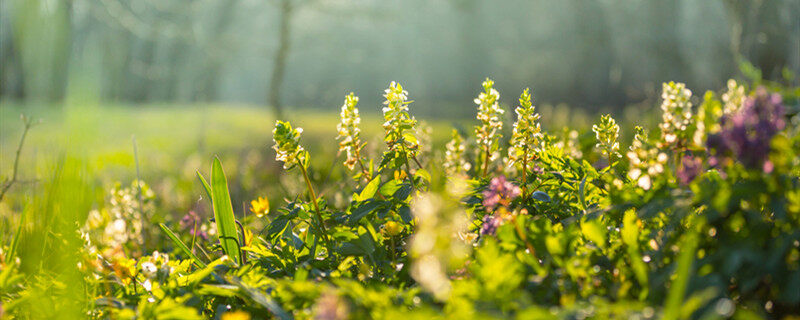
[221,311,251,320]
[250,196,270,217]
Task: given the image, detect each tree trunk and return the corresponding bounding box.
[268,0,292,120]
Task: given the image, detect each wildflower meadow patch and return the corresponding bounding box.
[1,77,799,319]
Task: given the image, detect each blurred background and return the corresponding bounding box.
[1,0,798,118]
[1,0,799,221]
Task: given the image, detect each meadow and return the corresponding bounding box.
[1,76,799,319]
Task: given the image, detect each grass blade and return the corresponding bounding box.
[159,223,207,268]
[210,157,241,264]
[197,170,212,201]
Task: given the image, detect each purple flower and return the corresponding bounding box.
[677,155,702,185]
[707,87,785,172]
[179,211,208,241]
[180,211,200,230]
[482,175,521,211]
[480,214,502,236]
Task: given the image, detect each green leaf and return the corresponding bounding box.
[354,176,381,202]
[531,191,551,202]
[580,219,606,250]
[210,157,241,264]
[267,215,291,238]
[228,276,292,320]
[622,209,648,298]
[380,179,402,196]
[196,171,212,201]
[398,205,412,223]
[663,225,701,320]
[159,223,207,268]
[349,200,382,226]
[578,176,587,211]
[414,169,431,182]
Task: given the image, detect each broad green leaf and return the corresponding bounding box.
[349,200,382,226]
[355,176,381,202]
[622,209,649,299]
[380,179,402,196]
[398,205,412,223]
[210,157,241,264]
[414,169,431,182]
[580,219,606,250]
[159,223,207,268]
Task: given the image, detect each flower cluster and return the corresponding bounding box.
[659,81,693,146]
[474,78,504,174]
[722,79,746,115]
[138,251,175,293]
[179,211,209,241]
[592,114,620,162]
[479,176,521,236]
[272,120,308,169]
[626,127,667,190]
[103,180,154,250]
[507,88,543,169]
[443,129,470,176]
[336,93,364,170]
[480,214,502,236]
[707,87,786,171]
[482,175,521,211]
[381,81,419,159]
[677,155,703,185]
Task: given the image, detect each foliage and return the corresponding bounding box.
[1,77,799,320]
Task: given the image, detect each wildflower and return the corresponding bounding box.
[592,114,621,162]
[140,261,157,279]
[336,93,365,171]
[707,87,785,171]
[659,81,693,146]
[507,88,543,172]
[272,120,308,169]
[722,79,746,115]
[443,129,470,176]
[480,214,501,236]
[381,81,419,161]
[179,211,200,230]
[626,127,667,190]
[249,196,270,217]
[482,175,521,211]
[179,211,209,241]
[474,78,504,176]
[677,155,703,185]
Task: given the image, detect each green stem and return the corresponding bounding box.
[521,148,529,198]
[300,164,332,253]
[482,144,491,178]
[400,144,416,189]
